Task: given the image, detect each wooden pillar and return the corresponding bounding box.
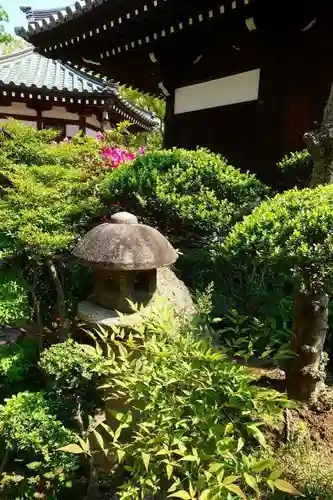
[79,114,86,133]
[36,109,42,130]
[163,92,175,148]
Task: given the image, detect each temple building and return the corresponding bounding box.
[0,49,157,138]
[15,0,330,183]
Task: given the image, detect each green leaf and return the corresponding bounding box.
[80,344,97,356]
[268,468,284,481]
[156,449,169,456]
[274,479,303,496]
[179,455,197,462]
[199,490,210,500]
[223,475,239,486]
[224,483,247,499]
[166,464,174,479]
[142,452,150,472]
[251,459,275,473]
[117,449,126,463]
[168,491,192,500]
[244,473,260,494]
[236,437,245,452]
[57,444,85,454]
[77,436,89,454]
[208,462,224,474]
[92,429,105,452]
[247,426,266,446]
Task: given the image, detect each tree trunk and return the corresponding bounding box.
[287,291,328,402]
[304,81,333,187]
[47,259,68,341]
[287,80,333,402]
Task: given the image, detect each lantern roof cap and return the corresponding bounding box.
[73,212,178,270]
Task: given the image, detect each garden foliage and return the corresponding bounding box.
[59,301,297,500]
[222,185,333,294]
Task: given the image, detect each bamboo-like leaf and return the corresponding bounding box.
[223,475,239,486]
[92,429,105,452]
[168,491,192,499]
[179,455,197,462]
[199,489,210,500]
[251,459,275,473]
[274,479,303,496]
[77,436,89,454]
[80,344,96,356]
[268,468,284,481]
[208,463,224,474]
[117,449,126,463]
[224,483,247,500]
[57,444,85,454]
[142,452,150,472]
[166,464,174,479]
[236,437,245,453]
[244,473,260,494]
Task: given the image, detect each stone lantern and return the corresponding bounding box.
[73,212,194,327]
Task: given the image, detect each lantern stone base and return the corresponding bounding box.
[77,267,195,330]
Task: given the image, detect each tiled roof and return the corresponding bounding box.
[20,5,68,22]
[16,1,114,39]
[0,47,158,129]
[0,47,105,94]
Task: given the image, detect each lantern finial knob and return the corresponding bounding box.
[110,212,138,224]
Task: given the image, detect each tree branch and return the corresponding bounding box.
[32,271,43,353]
[47,259,68,341]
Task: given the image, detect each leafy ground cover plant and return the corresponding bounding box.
[0,339,39,398]
[59,301,298,499]
[0,391,81,499]
[217,309,292,366]
[0,267,29,326]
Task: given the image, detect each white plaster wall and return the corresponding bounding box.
[66,124,80,137]
[0,117,36,127]
[87,115,101,130]
[86,128,99,138]
[0,102,37,116]
[44,107,79,120]
[174,69,261,114]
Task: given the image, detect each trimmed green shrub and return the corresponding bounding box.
[277,149,312,189]
[99,148,270,243]
[39,339,102,418]
[222,185,333,293]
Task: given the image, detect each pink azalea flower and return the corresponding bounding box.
[96,131,105,141]
[100,146,137,168]
[137,146,145,155]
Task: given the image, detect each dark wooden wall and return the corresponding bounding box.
[164,15,333,187]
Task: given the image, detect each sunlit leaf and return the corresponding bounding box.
[268,468,285,481]
[208,463,224,474]
[244,473,259,494]
[57,444,85,454]
[166,464,174,479]
[224,483,247,499]
[142,452,150,472]
[168,491,192,499]
[275,479,303,496]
